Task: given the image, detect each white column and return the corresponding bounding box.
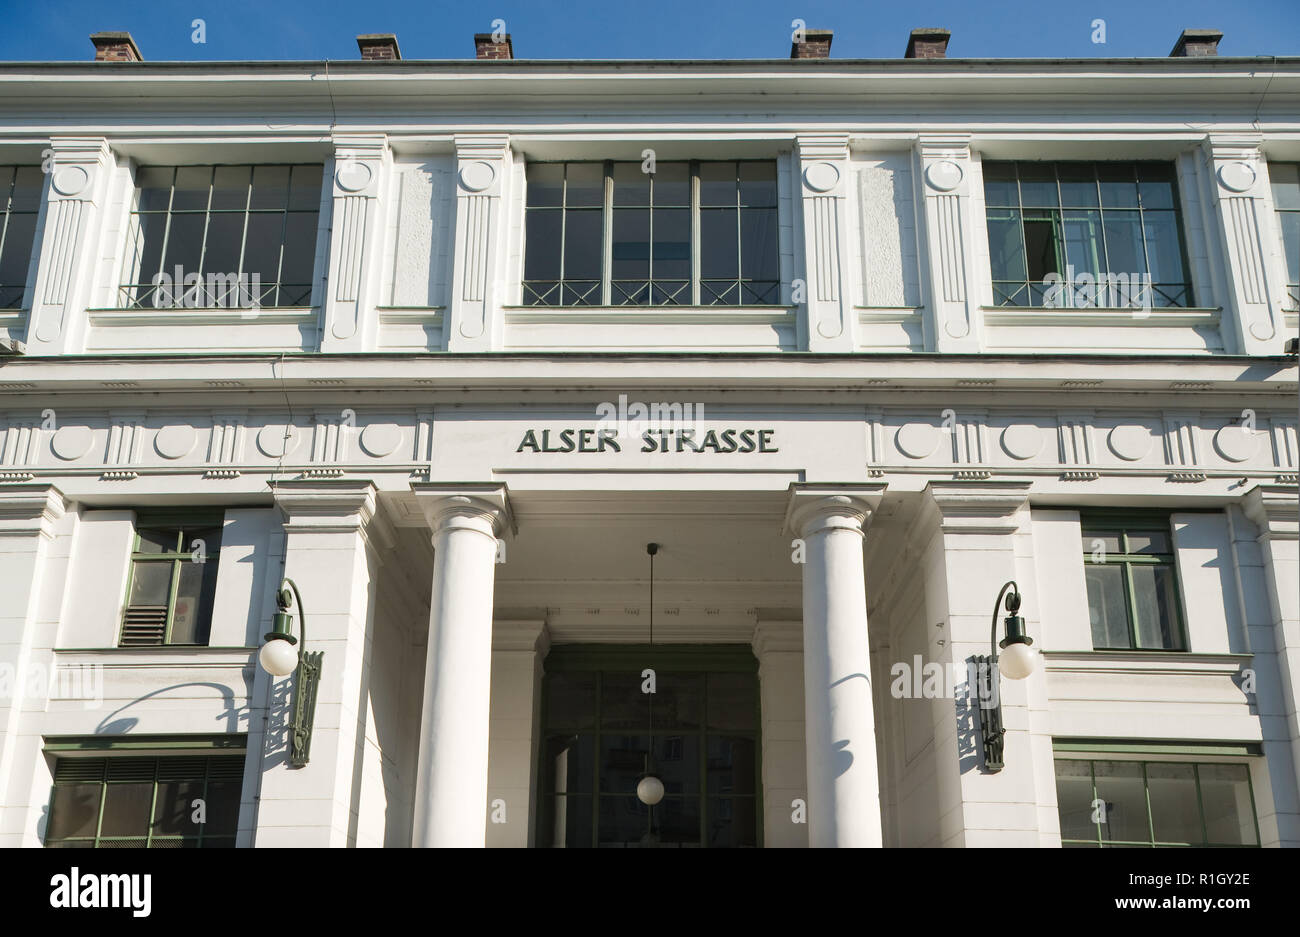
[787,485,886,847]
[1203,134,1286,356]
[752,618,808,848]
[793,134,854,352]
[411,485,512,847]
[915,134,982,352]
[321,132,391,352]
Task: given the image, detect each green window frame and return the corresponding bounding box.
[119,163,323,310]
[1269,162,1300,309]
[983,160,1194,308]
[1081,512,1187,651]
[43,739,246,848]
[1055,757,1260,847]
[537,644,763,848]
[119,511,224,647]
[0,165,44,309]
[523,160,780,308]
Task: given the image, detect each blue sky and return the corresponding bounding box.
[1,0,1297,61]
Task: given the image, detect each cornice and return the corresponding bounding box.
[0,483,66,538]
[1242,483,1300,540]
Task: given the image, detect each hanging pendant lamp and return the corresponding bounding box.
[637,542,665,808]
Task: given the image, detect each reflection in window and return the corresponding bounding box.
[44,754,244,848]
[120,515,223,647]
[524,161,780,307]
[0,166,44,309]
[1055,758,1259,847]
[539,657,759,847]
[983,161,1192,308]
[119,164,322,309]
[1270,163,1300,308]
[1081,516,1185,651]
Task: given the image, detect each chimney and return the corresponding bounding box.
[90,31,142,62]
[905,28,950,59]
[1170,29,1222,57]
[474,33,513,60]
[357,34,401,61]
[790,29,833,60]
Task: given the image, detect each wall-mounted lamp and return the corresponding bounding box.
[258,578,322,768]
[974,580,1038,773]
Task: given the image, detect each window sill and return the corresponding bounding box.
[981,305,1221,327]
[503,304,795,325]
[89,306,315,327]
[1041,648,1249,676]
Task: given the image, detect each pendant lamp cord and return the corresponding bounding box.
[648,545,654,741]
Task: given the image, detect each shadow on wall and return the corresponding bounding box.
[954,668,982,775]
[34,680,250,843]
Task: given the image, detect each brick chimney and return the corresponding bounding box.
[357,34,401,61]
[790,29,833,59]
[90,32,142,62]
[1170,29,1222,57]
[474,33,513,59]
[905,28,950,59]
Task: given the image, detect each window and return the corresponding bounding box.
[538,645,760,847]
[1082,515,1185,650]
[0,166,43,309]
[120,164,322,309]
[44,749,244,848]
[1055,759,1259,847]
[119,513,223,646]
[1270,162,1300,308]
[984,161,1192,308]
[524,160,780,307]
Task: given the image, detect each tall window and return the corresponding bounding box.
[1081,515,1185,651]
[984,161,1192,308]
[538,646,760,847]
[44,751,244,848]
[119,513,223,647]
[524,160,780,307]
[0,166,43,309]
[120,164,322,309]
[1270,162,1300,308]
[1055,759,1259,847]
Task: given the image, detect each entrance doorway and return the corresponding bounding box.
[537,644,761,847]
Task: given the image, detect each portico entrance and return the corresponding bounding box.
[537,644,760,847]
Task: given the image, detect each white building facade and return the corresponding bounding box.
[0,28,1297,848]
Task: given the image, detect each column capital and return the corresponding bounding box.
[411,482,514,538]
[269,478,377,533]
[0,483,67,538]
[920,480,1031,535]
[1243,484,1299,541]
[785,483,887,538]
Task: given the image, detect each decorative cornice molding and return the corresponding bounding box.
[752,619,803,657]
[920,479,1031,535]
[269,478,378,533]
[1242,483,1299,541]
[0,483,67,538]
[492,618,550,654]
